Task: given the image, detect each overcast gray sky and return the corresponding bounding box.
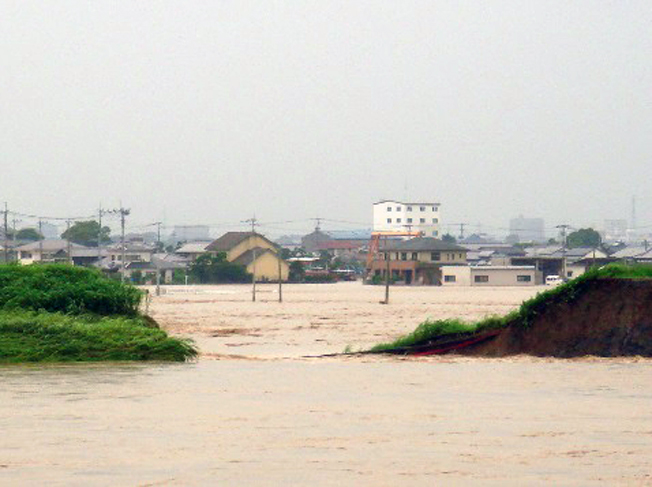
[1,1,650,237]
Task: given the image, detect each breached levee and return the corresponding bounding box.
[464,278,652,357]
[369,264,652,358]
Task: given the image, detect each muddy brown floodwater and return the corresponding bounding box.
[2,282,651,486]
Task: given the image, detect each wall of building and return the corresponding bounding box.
[246,252,289,282]
[373,200,441,237]
[387,250,466,264]
[441,266,537,286]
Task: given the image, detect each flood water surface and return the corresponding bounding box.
[2,359,651,486]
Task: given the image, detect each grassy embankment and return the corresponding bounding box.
[370,264,652,352]
[0,265,197,363]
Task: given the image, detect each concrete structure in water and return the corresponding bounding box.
[206,232,289,282]
[373,200,441,237]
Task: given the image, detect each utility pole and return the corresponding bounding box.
[38,219,43,263]
[556,224,570,280]
[66,220,72,265]
[277,252,283,303]
[154,221,162,251]
[98,205,103,265]
[3,203,8,264]
[120,207,131,283]
[243,217,258,302]
[11,217,19,262]
[459,223,467,241]
[382,235,390,304]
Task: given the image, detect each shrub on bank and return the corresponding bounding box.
[0,264,142,316]
[0,311,197,363]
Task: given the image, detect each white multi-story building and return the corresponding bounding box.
[372,200,441,237]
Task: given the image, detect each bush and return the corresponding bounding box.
[0,310,197,362]
[0,264,142,316]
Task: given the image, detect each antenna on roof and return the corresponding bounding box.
[311,217,323,232]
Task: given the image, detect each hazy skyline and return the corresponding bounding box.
[2,1,650,237]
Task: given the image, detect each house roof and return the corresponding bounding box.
[382,237,467,252]
[316,240,360,250]
[15,239,89,252]
[176,241,212,254]
[611,246,650,259]
[207,232,276,252]
[373,200,440,206]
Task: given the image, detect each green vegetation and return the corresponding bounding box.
[0,264,141,315]
[0,264,197,363]
[567,227,601,249]
[0,311,196,363]
[370,264,652,352]
[60,220,111,247]
[16,228,43,241]
[189,253,251,283]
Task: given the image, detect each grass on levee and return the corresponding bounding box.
[0,310,197,363]
[0,263,198,363]
[370,263,652,353]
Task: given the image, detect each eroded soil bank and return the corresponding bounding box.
[464,279,652,357]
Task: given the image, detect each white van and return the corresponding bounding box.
[545,275,563,286]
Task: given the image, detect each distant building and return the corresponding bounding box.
[603,219,628,242]
[170,225,210,243]
[508,216,545,243]
[373,200,441,237]
[40,222,60,239]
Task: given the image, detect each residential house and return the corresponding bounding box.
[368,237,467,285]
[373,200,441,237]
[15,239,91,265]
[175,241,213,261]
[206,232,289,282]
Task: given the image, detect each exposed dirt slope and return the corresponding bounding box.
[464,279,652,357]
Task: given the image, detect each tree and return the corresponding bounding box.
[61,220,111,247]
[189,252,251,283]
[289,261,305,282]
[442,233,457,244]
[16,228,43,241]
[566,228,601,249]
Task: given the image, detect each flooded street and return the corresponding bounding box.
[2,283,652,485]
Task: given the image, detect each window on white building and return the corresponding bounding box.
[396,206,401,211]
[444,275,456,282]
[396,218,402,223]
[474,275,489,283]
[407,218,413,223]
[432,206,438,212]
[407,206,412,211]
[432,218,438,223]
[387,218,392,223]
[387,207,392,212]
[431,252,440,261]
[517,275,531,282]
[419,206,425,211]
[420,218,425,223]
